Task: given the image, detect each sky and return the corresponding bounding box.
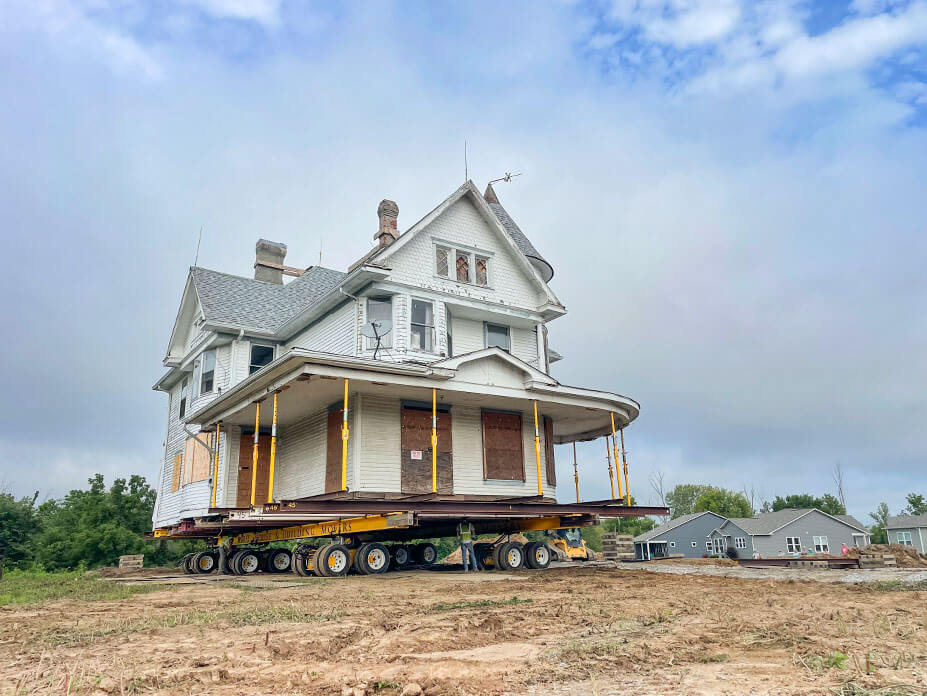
[1,0,925,524]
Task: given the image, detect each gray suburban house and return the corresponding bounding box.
[633,512,727,559]
[886,514,927,553]
[635,508,870,560]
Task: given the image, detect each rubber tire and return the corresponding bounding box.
[265,548,292,574]
[475,543,494,569]
[236,549,262,575]
[391,545,410,569]
[192,551,216,574]
[494,541,525,571]
[293,547,315,577]
[413,542,438,566]
[316,543,351,577]
[222,549,238,574]
[524,541,552,570]
[355,543,391,575]
[182,553,196,574]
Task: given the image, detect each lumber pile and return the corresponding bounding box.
[858,553,896,569]
[602,534,634,561]
[118,554,144,570]
[788,559,829,569]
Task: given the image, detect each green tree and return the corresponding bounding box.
[693,488,753,518]
[869,502,890,544]
[0,492,39,568]
[665,484,713,518]
[816,494,847,516]
[771,493,846,515]
[902,493,927,516]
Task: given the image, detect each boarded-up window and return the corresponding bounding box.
[171,453,182,492]
[456,254,470,283]
[543,416,556,486]
[401,407,453,494]
[181,433,212,486]
[482,410,524,481]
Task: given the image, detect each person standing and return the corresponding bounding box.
[458,521,478,572]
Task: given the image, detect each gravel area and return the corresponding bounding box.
[615,560,927,583]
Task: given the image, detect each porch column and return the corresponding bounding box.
[267,391,278,504]
[211,421,221,508]
[250,401,261,507]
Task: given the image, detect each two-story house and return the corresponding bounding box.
[152,181,640,530]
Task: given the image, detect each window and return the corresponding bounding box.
[445,308,453,357]
[786,537,801,553]
[735,537,747,549]
[896,531,913,546]
[691,541,697,548]
[813,536,829,553]
[410,299,435,352]
[178,378,188,419]
[706,540,713,550]
[200,350,216,394]
[486,323,511,351]
[435,246,450,278]
[249,343,274,374]
[669,541,676,548]
[366,297,393,349]
[456,253,470,283]
[482,410,525,480]
[712,538,725,554]
[475,255,489,286]
[181,433,212,486]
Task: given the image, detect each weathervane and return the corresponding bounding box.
[488,172,522,185]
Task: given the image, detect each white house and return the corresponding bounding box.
[151,181,640,530]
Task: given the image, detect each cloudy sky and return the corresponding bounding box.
[1,0,925,523]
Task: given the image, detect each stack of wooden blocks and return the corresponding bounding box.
[788,559,829,569]
[602,534,634,562]
[858,553,896,569]
[118,554,144,570]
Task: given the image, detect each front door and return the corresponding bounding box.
[236,433,272,508]
[400,407,453,494]
[712,537,726,555]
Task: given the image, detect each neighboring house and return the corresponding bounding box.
[709,509,870,559]
[885,514,927,553]
[152,181,641,530]
[633,511,728,559]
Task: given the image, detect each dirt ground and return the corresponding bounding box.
[2,565,925,696]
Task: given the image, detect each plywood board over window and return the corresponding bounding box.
[325,409,345,494]
[543,415,556,486]
[401,407,453,494]
[237,432,271,507]
[482,410,525,481]
[182,433,213,486]
[171,453,182,492]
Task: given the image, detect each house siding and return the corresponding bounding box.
[755,512,868,557]
[887,527,926,553]
[637,512,727,559]
[273,408,329,500]
[451,316,484,356]
[286,300,356,355]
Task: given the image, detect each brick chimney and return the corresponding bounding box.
[375,199,400,248]
[254,239,287,284]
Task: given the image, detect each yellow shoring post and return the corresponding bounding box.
[210,422,221,508]
[431,388,438,494]
[533,400,543,496]
[267,392,279,504]
[250,401,261,507]
[341,378,349,491]
[610,413,624,502]
[620,427,631,506]
[605,436,616,500]
[573,441,580,503]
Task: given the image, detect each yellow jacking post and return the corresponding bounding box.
[267,391,278,504]
[605,436,616,500]
[610,413,624,502]
[533,400,542,496]
[341,378,349,491]
[620,427,631,506]
[573,442,580,503]
[211,421,221,508]
[250,401,261,507]
[431,388,438,493]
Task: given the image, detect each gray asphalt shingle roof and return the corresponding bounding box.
[887,513,927,529]
[191,265,346,334]
[634,512,718,542]
[486,200,554,282]
[724,509,869,535]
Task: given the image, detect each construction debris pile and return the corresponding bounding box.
[847,544,927,568]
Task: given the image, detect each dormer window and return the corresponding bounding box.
[200,350,216,394]
[485,323,510,352]
[179,377,188,418]
[249,343,274,374]
[435,242,490,287]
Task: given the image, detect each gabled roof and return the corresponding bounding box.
[722,508,870,535]
[887,513,927,529]
[484,182,553,282]
[431,347,557,385]
[836,514,869,532]
[634,511,724,542]
[191,265,346,334]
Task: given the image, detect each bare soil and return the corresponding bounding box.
[2,566,925,696]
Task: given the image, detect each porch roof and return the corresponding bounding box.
[184,348,640,443]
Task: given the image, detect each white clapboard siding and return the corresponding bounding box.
[286,300,356,355]
[384,197,544,310]
[355,394,402,492]
[451,316,484,355]
[273,408,329,500]
[511,326,539,366]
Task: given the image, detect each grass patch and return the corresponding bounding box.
[697,653,730,663]
[832,683,927,696]
[430,595,532,612]
[0,570,160,607]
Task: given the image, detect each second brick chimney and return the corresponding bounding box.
[254,239,287,284]
[375,199,400,248]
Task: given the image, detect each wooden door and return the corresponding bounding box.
[325,410,344,493]
[236,433,271,508]
[482,411,524,480]
[543,416,556,486]
[401,407,453,494]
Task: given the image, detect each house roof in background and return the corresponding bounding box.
[836,514,869,532]
[724,508,869,535]
[191,265,346,334]
[887,513,927,529]
[633,511,723,542]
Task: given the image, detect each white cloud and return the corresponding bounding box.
[184,0,281,26]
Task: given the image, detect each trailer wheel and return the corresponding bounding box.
[222,549,239,574]
[235,549,261,575]
[524,541,551,570]
[181,553,196,574]
[391,545,410,569]
[413,542,437,566]
[316,543,350,577]
[192,551,216,574]
[355,543,390,575]
[265,548,292,573]
[494,541,524,571]
[475,543,494,569]
[293,546,314,577]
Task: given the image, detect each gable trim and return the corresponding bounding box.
[431,347,557,385]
